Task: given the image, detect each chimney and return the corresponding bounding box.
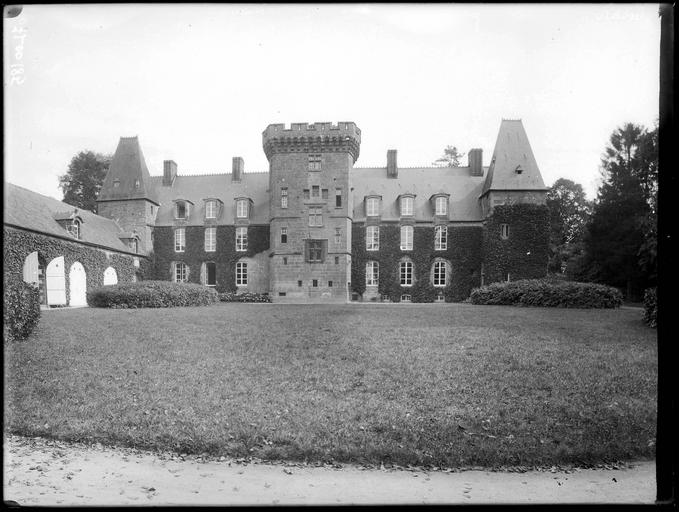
[163,160,177,186]
[386,149,398,178]
[468,148,483,176]
[232,157,244,182]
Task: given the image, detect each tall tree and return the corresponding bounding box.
[58,151,112,213]
[433,146,465,167]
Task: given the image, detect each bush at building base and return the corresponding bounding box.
[218,292,271,303]
[469,279,623,308]
[87,281,218,308]
[643,287,657,328]
[4,276,41,342]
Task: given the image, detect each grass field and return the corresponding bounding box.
[4,303,657,468]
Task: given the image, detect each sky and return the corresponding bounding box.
[4,4,660,202]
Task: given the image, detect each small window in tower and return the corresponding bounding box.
[280,227,288,244]
[335,227,341,245]
[134,179,140,189]
[312,185,320,198]
[328,281,333,287]
[312,279,318,287]
[308,154,322,171]
[298,280,303,287]
[113,179,120,188]
[515,165,524,174]
[281,188,288,209]
[335,189,342,208]
[303,189,310,200]
[335,256,339,265]
[283,257,288,265]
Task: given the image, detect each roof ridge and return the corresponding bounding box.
[172,171,269,177]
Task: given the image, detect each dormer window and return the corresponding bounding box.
[435,196,448,216]
[400,195,414,217]
[366,197,381,217]
[205,200,217,219]
[68,219,81,239]
[175,201,188,219]
[515,165,524,174]
[134,179,140,189]
[236,199,249,219]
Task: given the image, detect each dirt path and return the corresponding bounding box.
[3,435,655,505]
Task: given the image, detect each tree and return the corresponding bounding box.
[545,178,592,273]
[58,151,112,213]
[433,146,465,167]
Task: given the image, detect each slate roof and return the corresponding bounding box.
[97,136,159,204]
[481,119,547,196]
[4,182,137,254]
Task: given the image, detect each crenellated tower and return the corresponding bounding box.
[263,122,361,302]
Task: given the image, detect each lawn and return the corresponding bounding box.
[4,303,657,469]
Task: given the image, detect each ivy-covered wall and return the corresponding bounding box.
[351,223,483,302]
[482,204,550,284]
[151,225,270,293]
[3,226,143,305]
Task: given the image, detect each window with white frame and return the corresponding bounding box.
[366,225,379,251]
[433,260,447,287]
[236,199,249,219]
[204,227,216,252]
[400,225,413,250]
[205,200,217,219]
[280,227,288,244]
[401,294,412,302]
[202,262,217,286]
[68,219,81,239]
[435,196,448,216]
[366,261,379,286]
[174,228,185,252]
[400,196,414,216]
[501,223,510,239]
[236,227,248,251]
[434,225,447,250]
[174,262,188,283]
[236,261,248,286]
[308,207,323,226]
[281,188,288,209]
[366,197,380,217]
[400,261,413,286]
[175,201,187,219]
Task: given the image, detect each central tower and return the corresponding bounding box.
[263,122,361,302]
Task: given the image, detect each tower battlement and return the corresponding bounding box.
[262,122,361,162]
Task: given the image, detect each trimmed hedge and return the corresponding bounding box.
[643,287,657,328]
[218,292,271,303]
[470,279,623,308]
[87,281,218,308]
[4,276,41,342]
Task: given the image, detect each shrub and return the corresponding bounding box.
[87,281,218,308]
[4,276,41,342]
[218,292,271,303]
[469,279,623,308]
[643,287,657,328]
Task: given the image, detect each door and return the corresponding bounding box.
[23,251,47,305]
[69,261,87,306]
[46,256,66,306]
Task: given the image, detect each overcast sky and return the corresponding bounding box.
[4,4,659,202]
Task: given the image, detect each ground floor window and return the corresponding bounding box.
[366,261,379,286]
[433,260,447,287]
[401,294,412,302]
[236,261,247,286]
[174,262,188,283]
[400,261,413,286]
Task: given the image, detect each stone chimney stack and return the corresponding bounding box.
[232,157,244,182]
[163,160,177,186]
[386,149,398,178]
[468,148,483,176]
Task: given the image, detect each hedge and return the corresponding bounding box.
[87,281,218,308]
[469,279,623,308]
[643,287,657,328]
[218,292,271,303]
[4,276,41,342]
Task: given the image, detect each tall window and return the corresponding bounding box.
[366,197,380,217]
[174,228,185,252]
[335,188,342,208]
[308,207,323,226]
[68,219,81,239]
[335,227,341,245]
[400,196,414,216]
[236,227,248,251]
[307,240,324,263]
[366,226,379,251]
[281,188,288,208]
[501,223,510,239]
[308,153,322,171]
[400,261,413,286]
[434,225,447,250]
[205,227,216,252]
[202,262,217,286]
[400,225,413,250]
[280,227,288,244]
[312,185,320,198]
[236,199,248,219]
[433,261,447,287]
[174,262,188,283]
[236,261,247,286]
[366,261,379,287]
[176,202,187,219]
[205,200,217,219]
[435,196,448,216]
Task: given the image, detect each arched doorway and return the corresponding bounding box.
[103,266,118,286]
[23,251,47,305]
[69,262,87,307]
[45,256,67,306]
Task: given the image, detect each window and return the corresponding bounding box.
[400,225,413,250]
[236,227,248,251]
[433,261,447,287]
[435,196,447,216]
[202,262,217,286]
[283,257,288,265]
[281,188,288,209]
[113,179,120,188]
[174,262,188,283]
[176,202,187,219]
[400,261,413,286]
[312,185,320,198]
[400,196,414,216]
[304,189,310,200]
[366,226,379,251]
[298,280,303,287]
[68,219,81,239]
[322,189,328,200]
[312,279,318,287]
[366,261,379,286]
[434,225,447,250]
[307,239,324,263]
[366,197,380,217]
[131,239,138,254]
[401,294,412,302]
[335,189,342,208]
[236,261,248,286]
[435,292,445,302]
[308,207,323,226]
[236,199,248,219]
[501,223,510,239]
[205,227,216,252]
[308,153,322,171]
[328,281,333,287]
[334,256,339,265]
[205,200,217,219]
[174,228,185,252]
[280,227,288,244]
[335,228,341,245]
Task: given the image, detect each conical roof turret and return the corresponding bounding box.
[97,136,159,204]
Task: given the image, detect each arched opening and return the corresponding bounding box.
[45,256,67,306]
[103,266,118,286]
[69,261,87,307]
[23,251,47,305]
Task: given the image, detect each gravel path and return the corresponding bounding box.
[3,435,655,505]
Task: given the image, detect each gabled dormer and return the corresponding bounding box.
[364,194,382,218]
[53,209,84,239]
[173,199,194,220]
[203,198,224,221]
[397,193,416,218]
[429,193,450,221]
[234,197,253,222]
[118,231,141,254]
